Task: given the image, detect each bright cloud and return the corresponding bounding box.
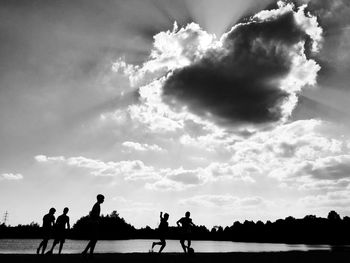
[35,155,160,181]
[227,119,350,191]
[35,154,255,191]
[113,22,218,87]
[0,173,23,181]
[122,141,163,152]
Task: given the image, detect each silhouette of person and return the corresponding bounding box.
[47,207,70,254]
[82,194,105,257]
[177,211,196,253]
[151,212,169,253]
[36,207,56,254]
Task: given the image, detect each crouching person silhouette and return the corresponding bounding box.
[151,212,169,253]
[47,207,70,254]
[82,194,104,257]
[177,211,196,253]
[37,207,56,254]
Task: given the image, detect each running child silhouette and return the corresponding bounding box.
[36,208,56,254]
[177,211,196,253]
[82,194,105,257]
[151,212,169,253]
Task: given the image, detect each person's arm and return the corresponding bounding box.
[177,219,181,227]
[67,217,70,230]
[190,219,196,227]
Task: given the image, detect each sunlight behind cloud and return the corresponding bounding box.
[185,0,274,36]
[115,1,322,132]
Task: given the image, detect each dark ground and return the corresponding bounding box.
[0,251,349,263]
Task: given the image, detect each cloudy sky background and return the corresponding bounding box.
[1,0,350,228]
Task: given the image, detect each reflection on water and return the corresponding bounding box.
[0,239,334,254]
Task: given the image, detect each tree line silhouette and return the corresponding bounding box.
[1,210,349,244]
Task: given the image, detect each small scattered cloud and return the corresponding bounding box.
[146,163,256,191]
[145,167,211,192]
[300,191,350,208]
[179,194,270,209]
[122,141,163,152]
[299,179,350,192]
[35,155,65,162]
[0,173,23,181]
[35,154,255,191]
[294,155,350,180]
[228,120,348,187]
[205,162,258,183]
[35,154,160,181]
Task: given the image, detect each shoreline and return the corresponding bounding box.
[2,237,349,245]
[1,251,349,263]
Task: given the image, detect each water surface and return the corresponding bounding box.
[0,239,333,254]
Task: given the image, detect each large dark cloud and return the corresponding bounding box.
[162,11,313,125]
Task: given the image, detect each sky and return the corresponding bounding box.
[1,0,350,229]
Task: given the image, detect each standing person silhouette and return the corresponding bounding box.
[151,212,169,253]
[82,194,104,257]
[36,208,56,254]
[47,207,70,254]
[177,211,196,253]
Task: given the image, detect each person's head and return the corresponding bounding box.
[164,213,169,221]
[49,208,56,215]
[97,194,105,204]
[63,207,69,214]
[185,211,190,218]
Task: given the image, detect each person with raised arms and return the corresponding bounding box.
[151,212,169,253]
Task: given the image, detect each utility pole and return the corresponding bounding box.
[3,211,8,225]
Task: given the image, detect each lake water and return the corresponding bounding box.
[0,239,334,254]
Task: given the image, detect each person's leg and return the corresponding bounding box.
[41,238,49,254]
[180,239,187,253]
[82,240,92,255]
[152,241,158,249]
[159,239,166,253]
[37,239,44,254]
[58,240,64,254]
[187,239,191,248]
[153,241,163,246]
[88,239,97,255]
[48,239,58,253]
